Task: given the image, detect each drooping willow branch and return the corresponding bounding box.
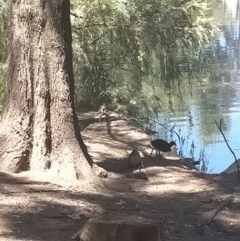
[215,119,240,180]
[132,116,181,142]
[153,121,181,142]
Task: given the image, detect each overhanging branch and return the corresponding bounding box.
[215,119,240,180]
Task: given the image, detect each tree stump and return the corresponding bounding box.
[72,214,165,241]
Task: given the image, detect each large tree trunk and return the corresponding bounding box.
[0,0,95,181]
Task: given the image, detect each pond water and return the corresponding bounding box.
[154,0,240,173]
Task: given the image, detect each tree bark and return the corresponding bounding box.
[0,0,95,181]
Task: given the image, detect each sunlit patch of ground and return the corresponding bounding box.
[0,116,240,241]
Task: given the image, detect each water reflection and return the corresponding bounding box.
[155,0,240,173]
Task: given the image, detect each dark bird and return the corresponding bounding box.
[193,161,200,165]
[181,158,200,166]
[127,149,144,178]
[181,158,200,170]
[150,139,176,157]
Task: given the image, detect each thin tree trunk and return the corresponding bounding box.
[0,0,95,181]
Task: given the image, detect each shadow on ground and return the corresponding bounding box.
[1,115,240,241]
[1,166,240,241]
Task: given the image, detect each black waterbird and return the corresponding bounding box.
[150,139,176,157]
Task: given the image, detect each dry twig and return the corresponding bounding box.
[215,119,240,180]
[196,196,233,233]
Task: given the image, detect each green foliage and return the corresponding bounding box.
[71,0,218,119]
[71,0,142,110]
[0,0,219,118]
[0,0,9,62]
[0,0,9,111]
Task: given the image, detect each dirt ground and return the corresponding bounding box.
[0,112,240,241]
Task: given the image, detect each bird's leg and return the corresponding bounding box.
[149,149,154,157]
[159,152,164,159]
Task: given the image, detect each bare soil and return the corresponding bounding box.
[0,112,240,241]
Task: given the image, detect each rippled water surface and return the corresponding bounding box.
[155,1,240,173]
